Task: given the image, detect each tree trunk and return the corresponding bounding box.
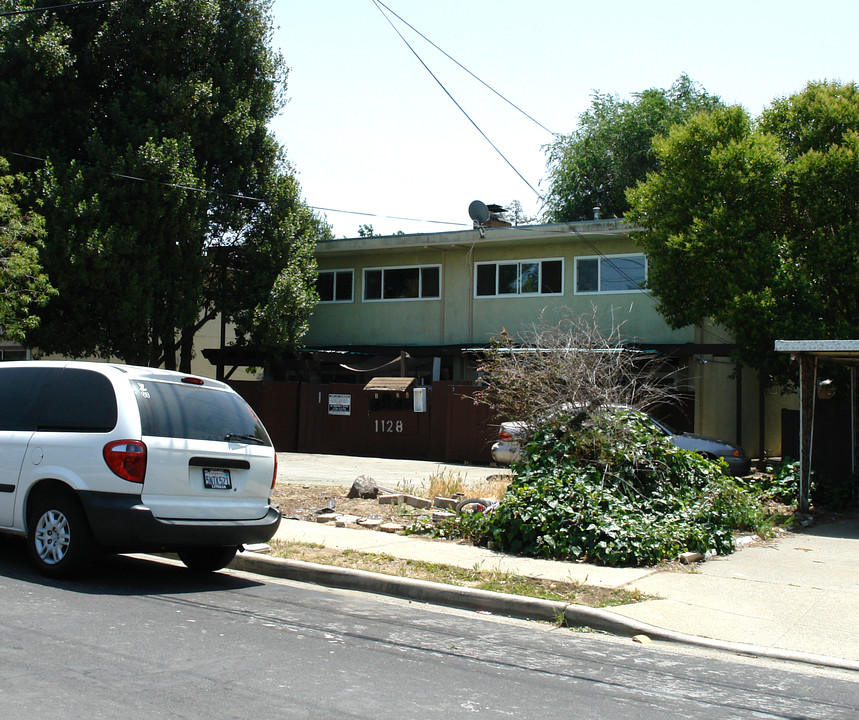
[179,326,194,373]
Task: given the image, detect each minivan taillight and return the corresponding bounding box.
[103,440,147,483]
[271,452,278,490]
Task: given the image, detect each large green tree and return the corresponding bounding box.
[0,0,327,369]
[544,74,723,222]
[220,166,323,376]
[0,156,54,340]
[627,80,859,384]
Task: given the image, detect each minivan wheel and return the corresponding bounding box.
[177,546,238,572]
[27,493,94,578]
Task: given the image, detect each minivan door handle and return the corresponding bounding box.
[188,457,251,470]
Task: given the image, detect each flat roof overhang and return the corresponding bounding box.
[775,340,859,365]
[314,220,642,258]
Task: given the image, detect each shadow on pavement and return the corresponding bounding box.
[802,513,859,540]
[0,534,264,596]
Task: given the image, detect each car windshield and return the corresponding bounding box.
[131,380,271,445]
[646,415,677,435]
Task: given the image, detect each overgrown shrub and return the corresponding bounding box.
[811,471,857,510]
[428,409,769,567]
[756,458,856,511]
[758,459,801,503]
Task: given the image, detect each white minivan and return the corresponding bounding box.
[0,361,281,577]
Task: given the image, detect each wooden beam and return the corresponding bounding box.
[798,355,815,512]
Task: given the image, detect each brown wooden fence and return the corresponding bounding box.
[229,380,496,465]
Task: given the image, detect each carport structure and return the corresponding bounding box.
[775,340,859,511]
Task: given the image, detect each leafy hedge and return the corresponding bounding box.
[431,409,768,567]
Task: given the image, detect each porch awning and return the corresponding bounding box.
[364,377,415,392]
[774,340,859,365]
[775,339,859,512]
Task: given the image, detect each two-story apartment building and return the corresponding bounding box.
[301,219,788,458]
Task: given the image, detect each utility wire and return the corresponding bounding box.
[4,150,470,227]
[0,0,116,18]
[373,0,556,136]
[371,0,542,201]
[309,205,469,227]
[3,150,266,202]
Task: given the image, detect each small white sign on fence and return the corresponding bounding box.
[328,393,352,416]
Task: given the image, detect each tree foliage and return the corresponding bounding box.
[0,0,328,367]
[543,75,723,222]
[226,170,322,371]
[627,80,859,384]
[0,156,55,341]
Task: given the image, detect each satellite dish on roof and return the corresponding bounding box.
[468,200,491,226]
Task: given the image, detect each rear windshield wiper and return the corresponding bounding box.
[224,433,266,445]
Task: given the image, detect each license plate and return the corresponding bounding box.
[203,468,232,490]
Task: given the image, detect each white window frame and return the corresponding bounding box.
[362,264,442,302]
[574,253,647,295]
[473,257,564,298]
[317,269,355,304]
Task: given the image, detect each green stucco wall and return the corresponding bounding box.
[305,227,694,348]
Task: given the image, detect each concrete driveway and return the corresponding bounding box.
[276,451,510,491]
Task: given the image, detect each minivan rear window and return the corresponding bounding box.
[132,380,271,445]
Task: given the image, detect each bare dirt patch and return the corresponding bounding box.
[271,483,417,526]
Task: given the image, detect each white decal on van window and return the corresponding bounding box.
[136,382,150,399]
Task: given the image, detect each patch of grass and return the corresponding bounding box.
[424,469,511,502]
[424,470,466,499]
[395,479,420,496]
[268,539,651,609]
[475,574,578,602]
[597,587,651,608]
[752,506,798,537]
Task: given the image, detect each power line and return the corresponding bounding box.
[371,0,543,201]
[3,149,471,228]
[0,0,116,18]
[308,205,469,227]
[3,150,266,202]
[373,0,556,136]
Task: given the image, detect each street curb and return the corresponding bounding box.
[232,552,567,623]
[232,552,859,673]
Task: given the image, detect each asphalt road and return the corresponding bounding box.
[0,538,856,719]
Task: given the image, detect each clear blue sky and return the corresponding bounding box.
[269,0,858,238]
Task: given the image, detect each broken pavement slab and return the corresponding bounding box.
[378,493,432,509]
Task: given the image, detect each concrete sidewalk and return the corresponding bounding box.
[256,452,859,671]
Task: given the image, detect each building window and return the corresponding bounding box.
[0,347,28,361]
[474,258,563,297]
[363,265,441,301]
[575,254,646,294]
[317,270,354,303]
